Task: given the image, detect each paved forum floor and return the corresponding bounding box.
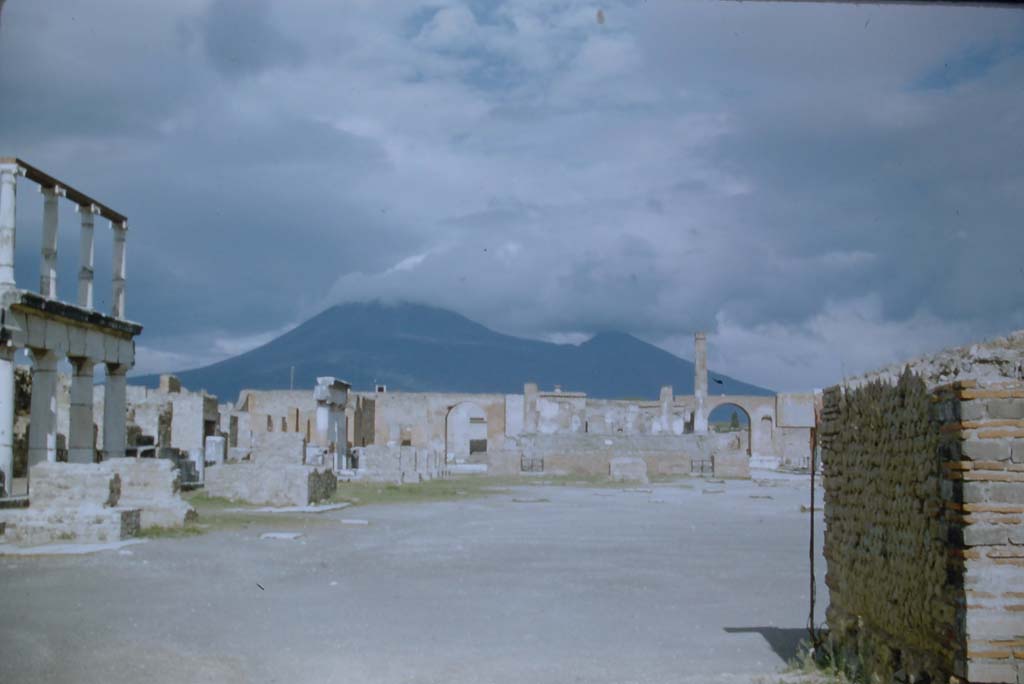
[0,473,827,684]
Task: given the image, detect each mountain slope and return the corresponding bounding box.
[131,301,772,402]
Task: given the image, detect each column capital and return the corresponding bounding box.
[28,347,58,369]
[68,355,97,371]
[77,203,99,222]
[0,163,24,181]
[39,184,66,199]
[105,362,129,376]
[111,219,128,232]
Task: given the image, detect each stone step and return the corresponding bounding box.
[0,506,140,547]
[449,464,488,475]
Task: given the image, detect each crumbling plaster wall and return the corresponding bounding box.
[366,391,507,455]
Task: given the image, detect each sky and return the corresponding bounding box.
[0,0,1022,392]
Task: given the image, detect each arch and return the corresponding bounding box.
[707,402,752,456]
[446,402,487,464]
[701,395,778,461]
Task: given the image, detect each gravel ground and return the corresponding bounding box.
[0,472,827,684]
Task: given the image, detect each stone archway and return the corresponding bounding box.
[445,402,487,464]
[707,402,752,456]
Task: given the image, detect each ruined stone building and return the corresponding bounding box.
[347,333,816,481]
[0,159,192,545]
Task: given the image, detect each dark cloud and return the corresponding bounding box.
[0,0,1020,390]
[199,0,305,78]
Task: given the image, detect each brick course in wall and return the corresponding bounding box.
[821,371,1024,684]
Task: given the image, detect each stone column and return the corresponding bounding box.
[77,205,96,309]
[694,332,708,433]
[40,185,62,299]
[659,386,673,434]
[111,221,127,319]
[315,402,330,448]
[68,357,96,464]
[0,164,19,288]
[102,363,128,460]
[192,448,205,484]
[28,349,58,466]
[0,346,14,496]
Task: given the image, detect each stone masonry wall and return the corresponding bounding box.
[821,370,1024,684]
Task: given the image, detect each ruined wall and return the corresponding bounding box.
[366,391,507,456]
[508,432,745,477]
[821,370,1024,684]
[204,463,337,507]
[352,444,447,483]
[352,395,376,448]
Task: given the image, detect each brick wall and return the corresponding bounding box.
[821,370,1024,683]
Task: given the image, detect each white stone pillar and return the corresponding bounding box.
[68,357,96,464]
[40,185,62,299]
[0,164,19,288]
[315,402,330,448]
[77,205,96,309]
[102,363,128,460]
[192,448,205,483]
[111,221,127,318]
[0,346,14,496]
[28,349,58,466]
[693,332,709,434]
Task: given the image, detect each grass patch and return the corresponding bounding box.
[781,639,859,684]
[332,476,519,507]
[137,523,205,539]
[332,473,698,507]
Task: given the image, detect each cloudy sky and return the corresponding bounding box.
[0,0,1022,392]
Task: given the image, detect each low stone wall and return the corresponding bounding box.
[253,431,307,465]
[101,458,195,528]
[0,462,140,546]
[204,463,336,507]
[503,433,751,478]
[353,445,447,483]
[712,450,750,479]
[821,371,1024,684]
[609,456,648,484]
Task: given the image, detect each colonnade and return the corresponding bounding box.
[0,160,135,496]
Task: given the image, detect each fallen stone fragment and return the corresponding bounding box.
[259,532,304,540]
[340,519,369,526]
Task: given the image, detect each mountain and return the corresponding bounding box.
[130,301,773,402]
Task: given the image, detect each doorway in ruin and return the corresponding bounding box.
[707,403,751,456]
[446,402,487,464]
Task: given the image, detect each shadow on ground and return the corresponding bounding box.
[724,627,807,662]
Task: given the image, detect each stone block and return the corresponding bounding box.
[253,431,306,465]
[43,320,68,354]
[101,458,195,528]
[29,462,120,509]
[963,440,1012,462]
[205,463,335,507]
[205,435,226,465]
[1012,439,1024,464]
[713,450,750,479]
[609,456,648,484]
[67,327,87,357]
[85,329,105,360]
[963,524,1010,546]
[988,399,1024,421]
[26,316,46,348]
[0,506,139,546]
[989,482,1024,505]
[966,659,1019,683]
[966,609,1024,641]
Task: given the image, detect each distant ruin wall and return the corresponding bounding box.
[507,433,748,478]
[821,371,1024,684]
